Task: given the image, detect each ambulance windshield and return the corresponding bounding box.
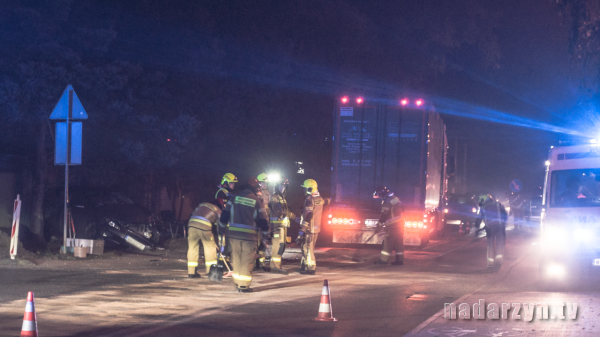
[550,169,600,208]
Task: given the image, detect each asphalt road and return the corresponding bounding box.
[1,224,599,337]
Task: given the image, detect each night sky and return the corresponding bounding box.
[0,0,595,214]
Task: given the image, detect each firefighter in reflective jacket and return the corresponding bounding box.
[256,173,271,270]
[373,186,405,266]
[219,178,269,292]
[187,201,222,278]
[216,173,238,208]
[269,178,295,274]
[297,179,329,275]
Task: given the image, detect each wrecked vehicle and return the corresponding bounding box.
[44,187,167,251]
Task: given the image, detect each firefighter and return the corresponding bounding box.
[373,186,405,266]
[256,173,271,271]
[218,178,269,293]
[269,178,295,274]
[478,194,508,270]
[187,200,222,279]
[297,179,329,275]
[216,173,238,208]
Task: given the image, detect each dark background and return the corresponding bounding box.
[0,0,597,242]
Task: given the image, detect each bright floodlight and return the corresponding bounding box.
[547,263,566,277]
[356,97,363,104]
[268,172,281,183]
[400,99,408,105]
[341,96,348,104]
[416,99,423,106]
[591,139,598,144]
[545,160,550,166]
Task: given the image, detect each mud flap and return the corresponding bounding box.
[403,233,421,246]
[332,229,385,244]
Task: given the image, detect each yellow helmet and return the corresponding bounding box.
[257,173,268,182]
[221,173,238,185]
[301,179,318,190]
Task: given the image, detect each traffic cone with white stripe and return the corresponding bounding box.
[315,280,337,322]
[21,292,37,337]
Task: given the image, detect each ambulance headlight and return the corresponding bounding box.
[543,227,567,246]
[575,228,594,243]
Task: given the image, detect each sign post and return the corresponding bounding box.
[9,195,22,260]
[50,85,88,254]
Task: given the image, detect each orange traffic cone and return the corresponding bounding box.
[465,222,470,233]
[21,292,37,337]
[315,280,337,322]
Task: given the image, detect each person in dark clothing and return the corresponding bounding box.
[476,194,508,270]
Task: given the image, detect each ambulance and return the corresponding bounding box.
[540,141,600,281]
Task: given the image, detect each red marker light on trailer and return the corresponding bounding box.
[356,97,363,104]
[341,96,349,104]
[416,99,423,106]
[401,99,408,105]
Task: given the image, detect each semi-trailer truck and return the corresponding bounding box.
[323,96,448,247]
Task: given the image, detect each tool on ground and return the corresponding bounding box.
[314,280,337,322]
[21,292,38,337]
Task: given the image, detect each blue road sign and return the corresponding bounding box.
[49,85,88,120]
[55,122,82,165]
[510,179,523,193]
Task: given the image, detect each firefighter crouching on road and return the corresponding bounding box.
[297,179,329,275]
[187,200,222,278]
[216,173,238,208]
[269,178,294,274]
[219,178,269,293]
[373,186,405,266]
[256,173,271,271]
[477,194,508,270]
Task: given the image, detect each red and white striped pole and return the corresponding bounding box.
[315,280,337,322]
[21,292,38,337]
[10,195,22,260]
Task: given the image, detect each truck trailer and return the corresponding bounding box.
[324,96,448,247]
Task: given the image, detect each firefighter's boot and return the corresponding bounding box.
[188,267,201,278]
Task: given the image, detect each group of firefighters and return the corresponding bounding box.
[187,172,508,292]
[186,173,331,292]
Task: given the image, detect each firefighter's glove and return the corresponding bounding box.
[261,231,271,246]
[296,231,305,245]
[218,222,228,236]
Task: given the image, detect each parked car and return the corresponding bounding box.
[443,193,479,231]
[44,187,168,250]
